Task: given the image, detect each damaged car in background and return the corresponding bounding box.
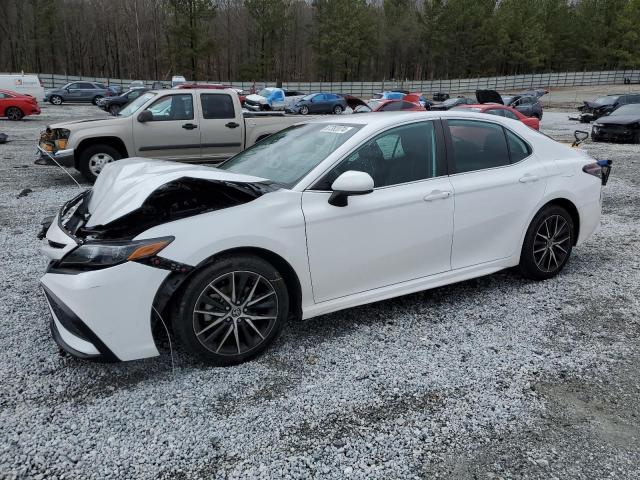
[591,103,640,143]
[578,93,640,123]
[39,112,611,367]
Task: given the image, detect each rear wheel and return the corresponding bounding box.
[92,96,103,106]
[172,255,289,366]
[50,95,62,105]
[519,205,574,280]
[333,104,343,115]
[78,144,121,182]
[5,107,23,121]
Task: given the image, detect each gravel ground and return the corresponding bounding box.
[1,102,639,479]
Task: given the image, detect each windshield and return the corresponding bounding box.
[611,104,640,116]
[257,88,275,97]
[443,98,460,106]
[502,96,514,104]
[301,94,317,101]
[117,92,156,117]
[593,96,619,106]
[218,123,362,188]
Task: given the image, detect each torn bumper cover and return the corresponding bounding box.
[35,146,75,167]
[35,128,74,166]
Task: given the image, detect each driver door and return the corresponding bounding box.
[301,120,454,303]
[132,92,201,161]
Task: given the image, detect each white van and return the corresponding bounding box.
[171,75,186,88]
[0,74,45,101]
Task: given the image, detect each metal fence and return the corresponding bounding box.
[13,69,640,97]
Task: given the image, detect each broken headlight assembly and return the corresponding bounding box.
[40,127,71,151]
[58,236,174,270]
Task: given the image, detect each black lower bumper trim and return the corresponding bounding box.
[43,285,119,362]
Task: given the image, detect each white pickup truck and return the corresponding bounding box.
[37,89,311,181]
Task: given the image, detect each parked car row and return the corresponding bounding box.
[0,88,41,120]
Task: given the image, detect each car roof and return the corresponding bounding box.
[302,110,515,127]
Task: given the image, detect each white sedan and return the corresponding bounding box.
[39,111,611,365]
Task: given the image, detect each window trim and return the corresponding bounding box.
[442,118,533,176]
[144,93,195,122]
[307,118,448,192]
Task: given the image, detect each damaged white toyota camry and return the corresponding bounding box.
[39,111,611,365]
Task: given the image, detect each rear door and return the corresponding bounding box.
[310,94,329,113]
[132,92,201,161]
[65,82,85,101]
[199,91,244,161]
[444,119,547,269]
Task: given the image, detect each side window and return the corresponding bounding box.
[67,83,82,90]
[145,94,194,121]
[401,101,418,110]
[486,109,505,117]
[447,120,510,174]
[314,121,439,189]
[505,129,531,163]
[79,82,95,89]
[503,109,519,120]
[201,94,235,119]
[0,93,7,99]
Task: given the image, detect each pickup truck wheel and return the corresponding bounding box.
[299,105,309,115]
[50,95,63,105]
[333,105,343,115]
[79,144,121,182]
[92,96,104,106]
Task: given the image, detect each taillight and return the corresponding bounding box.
[583,160,612,186]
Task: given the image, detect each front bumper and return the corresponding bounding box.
[34,146,75,167]
[41,261,170,361]
[591,126,638,143]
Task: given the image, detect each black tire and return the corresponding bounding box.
[92,95,103,106]
[78,144,122,182]
[109,104,121,115]
[172,255,289,366]
[519,205,574,280]
[50,95,63,105]
[333,104,343,115]
[6,107,24,121]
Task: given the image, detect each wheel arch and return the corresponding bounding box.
[75,137,129,168]
[535,197,581,245]
[152,246,303,330]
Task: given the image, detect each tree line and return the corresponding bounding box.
[1,0,639,83]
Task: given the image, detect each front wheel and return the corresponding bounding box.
[78,144,121,182]
[5,107,24,121]
[519,205,574,280]
[333,104,343,115]
[299,105,309,115]
[50,95,63,105]
[172,255,289,366]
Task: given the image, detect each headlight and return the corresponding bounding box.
[58,236,174,269]
[55,139,68,149]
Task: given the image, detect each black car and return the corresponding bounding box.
[591,104,640,143]
[430,96,474,111]
[579,93,640,123]
[433,92,450,102]
[100,88,149,115]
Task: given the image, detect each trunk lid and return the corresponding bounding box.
[475,89,504,105]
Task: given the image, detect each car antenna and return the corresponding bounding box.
[37,145,82,189]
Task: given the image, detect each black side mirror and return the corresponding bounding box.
[137,110,153,123]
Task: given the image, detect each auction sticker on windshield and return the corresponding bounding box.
[320,125,354,134]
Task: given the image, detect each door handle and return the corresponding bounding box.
[519,173,540,183]
[182,123,198,130]
[423,190,452,202]
[225,122,240,129]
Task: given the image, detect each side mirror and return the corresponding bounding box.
[328,171,374,207]
[137,110,153,123]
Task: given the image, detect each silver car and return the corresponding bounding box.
[44,81,112,106]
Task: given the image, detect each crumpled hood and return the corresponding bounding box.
[48,117,120,130]
[246,94,267,104]
[86,158,269,227]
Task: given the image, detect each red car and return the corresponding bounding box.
[370,99,425,112]
[0,89,41,120]
[452,104,540,130]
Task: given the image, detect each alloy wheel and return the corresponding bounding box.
[192,271,278,356]
[51,96,62,105]
[6,107,23,121]
[533,214,571,273]
[88,152,115,176]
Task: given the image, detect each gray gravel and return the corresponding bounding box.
[1,102,639,479]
